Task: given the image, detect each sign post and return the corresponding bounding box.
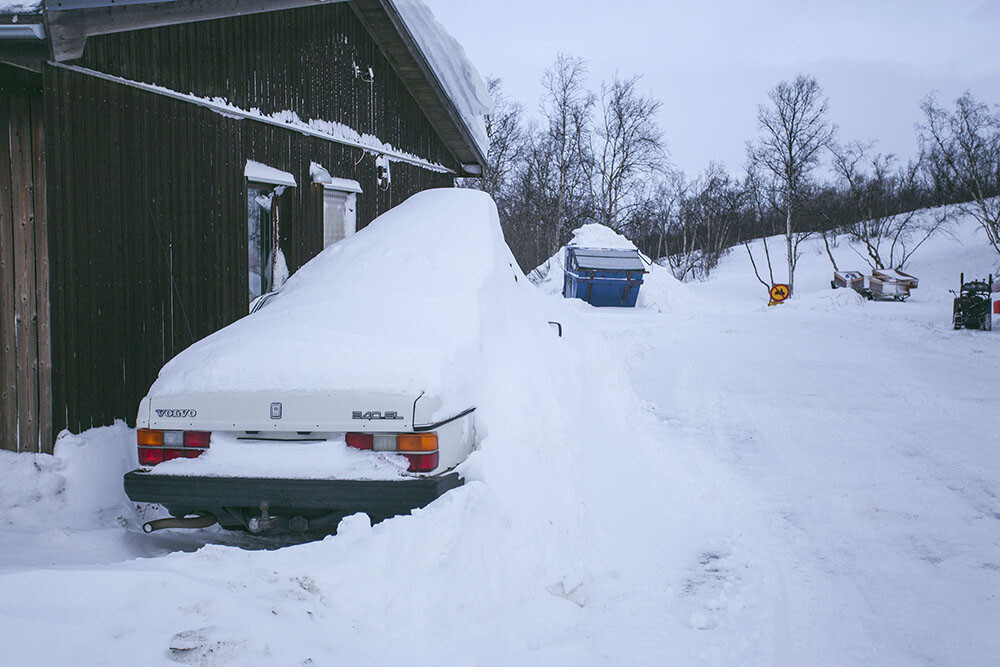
[769,283,790,306]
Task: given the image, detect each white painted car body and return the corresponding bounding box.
[136,390,476,474]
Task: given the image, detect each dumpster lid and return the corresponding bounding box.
[569,247,647,272]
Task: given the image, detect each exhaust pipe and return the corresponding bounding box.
[143,512,218,533]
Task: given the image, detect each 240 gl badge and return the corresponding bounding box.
[353,411,404,421]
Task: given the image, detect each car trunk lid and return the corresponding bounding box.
[140,390,443,434]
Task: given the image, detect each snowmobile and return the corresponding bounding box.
[951,273,993,331]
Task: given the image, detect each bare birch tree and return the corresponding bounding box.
[588,74,666,231]
[478,77,525,202]
[743,162,780,289]
[920,92,1000,256]
[748,75,835,295]
[831,142,944,270]
[541,54,594,250]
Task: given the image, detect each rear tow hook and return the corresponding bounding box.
[248,501,286,533]
[143,512,218,533]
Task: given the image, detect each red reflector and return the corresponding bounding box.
[346,433,373,450]
[138,447,163,466]
[163,449,184,462]
[184,449,204,459]
[184,431,211,447]
[405,451,439,473]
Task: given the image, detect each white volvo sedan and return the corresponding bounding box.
[124,189,526,534]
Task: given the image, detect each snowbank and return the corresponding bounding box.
[532,223,692,313]
[0,423,136,529]
[391,0,492,157]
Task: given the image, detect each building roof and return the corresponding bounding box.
[0,0,488,173]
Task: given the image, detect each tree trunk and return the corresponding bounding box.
[785,202,794,295]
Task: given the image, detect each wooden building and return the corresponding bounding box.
[0,0,488,453]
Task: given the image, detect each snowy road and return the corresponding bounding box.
[584,230,1000,665]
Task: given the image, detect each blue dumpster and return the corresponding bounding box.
[563,247,647,307]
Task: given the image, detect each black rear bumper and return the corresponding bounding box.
[123,470,463,522]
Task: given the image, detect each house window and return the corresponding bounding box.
[247,184,276,302]
[245,160,297,304]
[323,188,358,247]
[311,163,362,249]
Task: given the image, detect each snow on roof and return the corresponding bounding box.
[390,0,492,158]
[244,160,297,188]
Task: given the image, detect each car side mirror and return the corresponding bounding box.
[548,321,563,338]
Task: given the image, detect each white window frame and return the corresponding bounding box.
[311,162,362,249]
[245,161,297,304]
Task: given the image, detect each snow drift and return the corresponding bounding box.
[0,423,136,531]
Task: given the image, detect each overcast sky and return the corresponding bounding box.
[429,0,1000,176]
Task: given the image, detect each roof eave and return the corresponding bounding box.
[350,0,486,175]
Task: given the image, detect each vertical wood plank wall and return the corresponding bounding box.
[0,64,51,453]
[43,3,457,436]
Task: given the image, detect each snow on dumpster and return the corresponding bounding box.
[563,246,647,307]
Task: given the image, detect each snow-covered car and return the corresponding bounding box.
[124,189,521,534]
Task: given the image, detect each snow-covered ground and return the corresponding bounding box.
[1,210,998,666]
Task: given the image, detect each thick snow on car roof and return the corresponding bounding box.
[148,189,523,416]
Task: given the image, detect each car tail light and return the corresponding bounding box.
[346,433,373,450]
[138,445,164,466]
[137,429,211,467]
[397,434,437,452]
[184,431,211,448]
[346,432,439,473]
[137,429,163,446]
[404,451,439,473]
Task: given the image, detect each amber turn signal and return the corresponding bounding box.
[137,428,164,446]
[396,433,438,452]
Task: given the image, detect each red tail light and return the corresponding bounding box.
[138,446,164,466]
[138,429,211,466]
[346,432,439,473]
[346,433,373,450]
[404,451,439,473]
[184,431,211,447]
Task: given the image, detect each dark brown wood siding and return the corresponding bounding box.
[0,64,51,453]
[44,62,453,435]
[78,2,459,172]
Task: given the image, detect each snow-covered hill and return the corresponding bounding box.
[1,209,998,666]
